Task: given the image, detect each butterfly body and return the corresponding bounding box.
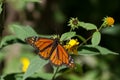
[25,36,74,67]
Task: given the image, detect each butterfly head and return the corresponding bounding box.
[25,36,38,45]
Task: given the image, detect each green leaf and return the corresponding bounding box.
[23,56,48,80]
[15,73,24,80]
[91,31,101,46]
[81,71,98,80]
[78,45,100,55]
[76,35,86,42]
[0,75,4,80]
[0,35,17,48]
[79,45,118,55]
[25,71,60,80]
[31,72,54,80]
[74,64,82,73]
[67,74,80,80]
[60,32,76,41]
[10,24,37,41]
[38,34,54,38]
[95,46,119,55]
[0,3,2,14]
[25,0,40,2]
[23,26,38,37]
[101,24,120,36]
[0,52,6,61]
[79,22,97,30]
[3,56,21,74]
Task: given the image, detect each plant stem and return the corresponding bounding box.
[79,23,104,46]
[98,23,104,31]
[79,35,92,46]
[52,66,59,80]
[70,28,73,32]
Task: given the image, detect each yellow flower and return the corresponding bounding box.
[68,17,80,30]
[64,39,79,55]
[68,39,79,47]
[20,57,30,72]
[103,17,115,27]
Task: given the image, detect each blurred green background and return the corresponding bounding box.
[0,0,120,80]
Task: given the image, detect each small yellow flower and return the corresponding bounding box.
[64,39,79,55]
[103,17,115,27]
[20,57,30,72]
[68,39,79,47]
[68,17,80,30]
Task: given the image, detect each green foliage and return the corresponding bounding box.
[6,0,40,10]
[0,52,5,61]
[95,45,118,55]
[80,71,98,80]
[0,75,5,80]
[25,0,40,2]
[91,31,101,46]
[78,45,118,55]
[0,16,118,80]
[23,56,48,80]
[67,71,98,80]
[3,56,21,74]
[60,31,76,41]
[0,35,17,48]
[67,74,81,80]
[76,35,86,43]
[0,3,2,14]
[0,0,119,79]
[78,45,100,55]
[101,24,120,35]
[9,24,37,41]
[79,22,97,30]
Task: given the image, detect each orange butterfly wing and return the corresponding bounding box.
[25,36,74,67]
[34,38,53,51]
[50,44,69,66]
[26,37,54,59]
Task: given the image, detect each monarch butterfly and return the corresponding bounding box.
[25,36,74,67]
